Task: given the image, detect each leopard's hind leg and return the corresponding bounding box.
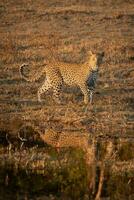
[38,78,52,102]
[52,81,63,104]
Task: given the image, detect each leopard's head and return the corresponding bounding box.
[88,51,104,72]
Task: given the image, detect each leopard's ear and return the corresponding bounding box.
[88,50,93,56]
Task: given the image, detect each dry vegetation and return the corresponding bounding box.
[0,0,134,199]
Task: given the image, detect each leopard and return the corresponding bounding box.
[18,121,96,191]
[20,51,104,104]
[40,128,89,150]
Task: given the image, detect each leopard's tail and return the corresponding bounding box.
[19,63,46,82]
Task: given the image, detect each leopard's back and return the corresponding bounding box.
[40,129,89,150]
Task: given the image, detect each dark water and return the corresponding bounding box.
[0,166,53,200]
[0,136,134,200]
[0,161,133,200]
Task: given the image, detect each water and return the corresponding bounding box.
[0,130,134,200]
